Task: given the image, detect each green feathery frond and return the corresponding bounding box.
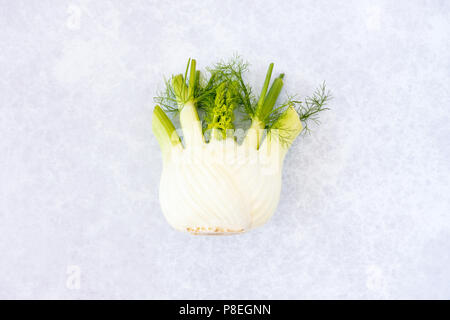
[296,82,332,134]
[154,58,222,115]
[207,55,256,116]
[153,57,331,145]
[267,82,331,134]
[153,76,180,113]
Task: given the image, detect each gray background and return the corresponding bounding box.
[0,0,449,299]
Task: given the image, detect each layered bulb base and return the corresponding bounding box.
[159,140,285,235]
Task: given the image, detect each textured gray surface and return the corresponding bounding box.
[0,0,449,299]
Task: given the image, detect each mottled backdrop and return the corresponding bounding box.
[0,0,449,299]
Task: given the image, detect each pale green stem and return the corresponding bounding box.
[179,101,203,147]
[152,105,181,161]
[245,63,284,149]
[173,59,204,147]
[256,63,274,110]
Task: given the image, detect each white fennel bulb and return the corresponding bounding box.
[152,58,330,235]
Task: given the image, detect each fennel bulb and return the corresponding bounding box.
[152,57,330,235]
